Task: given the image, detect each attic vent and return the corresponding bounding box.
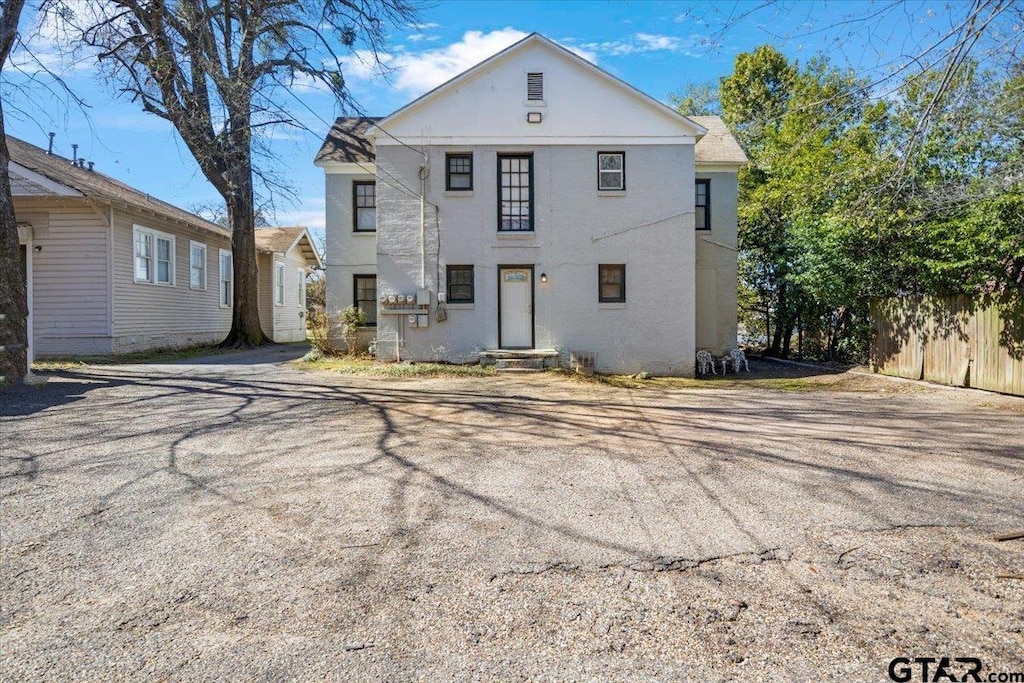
[526,72,544,101]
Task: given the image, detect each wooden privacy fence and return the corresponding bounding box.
[870,294,1024,396]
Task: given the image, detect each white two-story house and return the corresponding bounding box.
[315,33,746,375]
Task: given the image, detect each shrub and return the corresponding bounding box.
[339,305,367,355]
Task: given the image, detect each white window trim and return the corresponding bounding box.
[219,248,233,308]
[598,152,625,191]
[274,261,286,306]
[297,268,306,309]
[133,224,175,286]
[189,240,207,291]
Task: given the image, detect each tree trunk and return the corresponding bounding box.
[0,98,29,390]
[221,172,268,348]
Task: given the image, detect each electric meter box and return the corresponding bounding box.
[416,289,430,305]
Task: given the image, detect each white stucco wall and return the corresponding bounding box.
[324,172,377,348]
[372,143,697,375]
[695,170,740,354]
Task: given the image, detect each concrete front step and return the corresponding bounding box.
[495,358,547,372]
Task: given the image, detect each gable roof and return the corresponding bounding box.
[374,33,707,138]
[254,226,323,268]
[314,117,380,165]
[691,116,748,166]
[6,135,229,237]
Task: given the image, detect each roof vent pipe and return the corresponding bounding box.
[71,143,78,165]
[47,132,55,155]
[87,161,94,172]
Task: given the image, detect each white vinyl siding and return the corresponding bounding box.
[220,249,233,307]
[133,225,174,285]
[274,261,285,306]
[190,241,207,290]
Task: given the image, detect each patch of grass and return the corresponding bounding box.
[32,344,229,371]
[301,356,497,378]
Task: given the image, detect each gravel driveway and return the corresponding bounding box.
[2,352,1022,681]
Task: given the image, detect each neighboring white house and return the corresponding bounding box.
[254,227,322,342]
[315,33,746,375]
[8,135,321,359]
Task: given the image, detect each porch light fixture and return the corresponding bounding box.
[526,111,542,123]
[540,273,547,283]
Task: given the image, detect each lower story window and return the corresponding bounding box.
[219,249,233,307]
[354,274,377,326]
[446,265,474,303]
[599,264,626,303]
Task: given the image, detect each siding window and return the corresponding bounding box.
[446,153,473,191]
[354,274,377,326]
[446,265,474,303]
[353,181,376,232]
[274,261,285,306]
[526,72,544,101]
[133,225,174,285]
[598,264,626,303]
[498,154,533,232]
[297,269,306,309]
[695,179,711,230]
[598,152,625,191]
[219,249,233,307]
[189,241,207,290]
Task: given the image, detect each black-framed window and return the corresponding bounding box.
[598,152,625,191]
[695,179,710,230]
[353,181,376,232]
[353,274,377,326]
[498,154,533,232]
[599,264,626,303]
[446,265,474,303]
[446,153,473,191]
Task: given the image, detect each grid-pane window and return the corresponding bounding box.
[274,262,285,305]
[156,237,173,284]
[446,265,474,303]
[354,274,377,326]
[599,264,626,303]
[498,154,533,232]
[695,179,710,230]
[446,153,473,190]
[598,152,625,190]
[353,181,376,231]
[134,230,153,281]
[220,249,233,307]
[190,242,206,289]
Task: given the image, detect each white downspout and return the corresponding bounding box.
[419,155,428,289]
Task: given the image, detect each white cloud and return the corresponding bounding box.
[577,33,699,57]
[341,29,597,97]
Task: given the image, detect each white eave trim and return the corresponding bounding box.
[375,136,697,146]
[9,162,83,196]
[317,161,377,174]
[695,162,747,172]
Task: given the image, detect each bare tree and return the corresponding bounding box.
[48,0,418,347]
[1,0,29,389]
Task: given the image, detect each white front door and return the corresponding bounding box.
[499,267,533,349]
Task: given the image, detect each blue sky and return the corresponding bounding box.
[3,1,960,233]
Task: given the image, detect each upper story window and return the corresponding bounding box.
[353,181,376,232]
[446,265,474,303]
[599,264,626,303]
[446,153,473,191]
[133,225,174,285]
[598,152,625,191]
[189,241,207,290]
[526,72,544,101]
[695,179,711,230]
[498,153,533,232]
